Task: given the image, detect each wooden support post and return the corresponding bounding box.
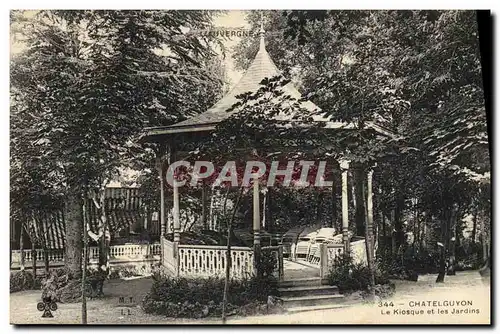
[331,171,338,229]
[340,160,350,254]
[253,180,261,277]
[319,243,328,279]
[157,143,166,239]
[201,183,208,230]
[173,182,180,243]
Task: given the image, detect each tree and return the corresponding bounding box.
[233,10,489,283]
[11,10,225,311]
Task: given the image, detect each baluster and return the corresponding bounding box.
[201,250,206,275]
[180,249,186,274]
[193,250,198,274]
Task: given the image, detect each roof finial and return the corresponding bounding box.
[259,11,266,52]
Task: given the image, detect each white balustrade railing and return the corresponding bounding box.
[177,245,254,280]
[11,243,161,268]
[11,249,65,264]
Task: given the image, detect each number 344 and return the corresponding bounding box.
[378,301,394,307]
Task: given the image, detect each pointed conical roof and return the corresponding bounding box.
[150,26,395,139]
[169,27,319,129]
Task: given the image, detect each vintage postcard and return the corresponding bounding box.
[9,9,491,325]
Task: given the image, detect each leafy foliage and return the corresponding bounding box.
[10,270,42,292]
[142,274,279,318]
[232,10,490,280]
[327,254,390,293]
[10,10,226,279]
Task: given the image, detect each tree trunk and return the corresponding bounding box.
[480,215,488,262]
[98,190,110,294]
[447,233,456,275]
[471,205,478,243]
[222,187,244,324]
[65,189,83,280]
[436,243,446,283]
[421,217,427,250]
[20,224,25,271]
[81,198,88,324]
[436,211,449,283]
[354,169,365,236]
[391,210,396,257]
[414,199,419,247]
[448,205,459,275]
[394,196,405,249]
[362,177,376,296]
[221,187,231,231]
[381,213,386,251]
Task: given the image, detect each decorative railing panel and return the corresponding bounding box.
[161,237,178,276]
[350,239,367,266]
[319,240,368,278]
[262,245,284,281]
[327,244,344,263]
[177,245,254,280]
[12,249,65,263]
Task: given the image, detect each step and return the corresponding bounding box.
[279,285,339,298]
[279,277,323,287]
[282,294,346,308]
[286,304,349,314]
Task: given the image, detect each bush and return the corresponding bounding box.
[377,247,440,280]
[142,273,279,318]
[456,240,483,271]
[10,270,42,292]
[327,254,390,294]
[41,267,107,303]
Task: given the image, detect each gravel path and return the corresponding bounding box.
[10,271,490,325]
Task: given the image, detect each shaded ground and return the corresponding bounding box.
[283,259,320,280]
[10,270,490,325]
